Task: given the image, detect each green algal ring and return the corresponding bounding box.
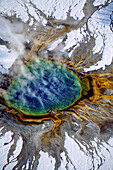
[3,59,82,116]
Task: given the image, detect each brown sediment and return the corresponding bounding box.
[65,71,113,131]
[25,24,78,62]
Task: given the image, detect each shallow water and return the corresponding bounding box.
[0,0,113,169]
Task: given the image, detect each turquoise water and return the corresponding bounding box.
[4,59,81,115]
